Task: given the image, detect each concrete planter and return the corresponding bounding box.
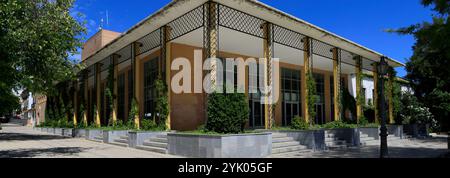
[387,125,404,138]
[62,128,74,137]
[167,133,272,158]
[272,130,326,151]
[47,128,55,134]
[102,130,129,143]
[73,129,87,138]
[128,131,167,148]
[359,127,379,140]
[324,128,360,147]
[85,129,103,140]
[54,128,63,136]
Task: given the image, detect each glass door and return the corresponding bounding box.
[281,68,301,126]
[314,73,325,125]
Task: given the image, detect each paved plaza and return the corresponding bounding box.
[0,123,448,158]
[0,123,178,158]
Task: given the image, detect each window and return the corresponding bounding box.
[281,68,301,126]
[144,58,159,120]
[128,70,133,116]
[117,73,125,120]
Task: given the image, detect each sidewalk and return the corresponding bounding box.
[0,123,178,158]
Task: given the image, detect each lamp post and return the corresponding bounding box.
[378,56,389,158]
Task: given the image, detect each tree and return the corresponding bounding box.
[389,0,450,131]
[0,0,85,96]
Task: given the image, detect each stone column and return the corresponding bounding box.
[132,42,141,129]
[373,63,379,124]
[355,56,363,121]
[95,63,102,127]
[83,71,89,127]
[302,37,311,123]
[112,55,119,124]
[332,47,341,121]
[161,26,172,130]
[388,69,394,124]
[73,80,78,126]
[262,22,274,129]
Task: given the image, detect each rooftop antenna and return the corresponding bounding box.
[106,10,109,27]
[98,18,104,31]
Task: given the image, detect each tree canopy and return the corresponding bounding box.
[0,0,85,114]
[391,0,450,131]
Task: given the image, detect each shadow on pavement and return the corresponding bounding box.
[0,133,69,141]
[0,147,89,158]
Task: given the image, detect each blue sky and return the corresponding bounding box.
[71,0,435,77]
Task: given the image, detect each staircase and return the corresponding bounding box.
[324,133,348,150]
[360,132,404,146]
[110,135,129,147]
[135,134,168,154]
[92,135,104,143]
[270,133,310,157]
[359,132,378,146]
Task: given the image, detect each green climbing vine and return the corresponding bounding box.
[155,78,169,129]
[306,72,318,124]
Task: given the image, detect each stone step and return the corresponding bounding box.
[114,138,128,144]
[360,137,376,142]
[272,141,301,148]
[272,137,295,143]
[325,137,341,142]
[156,134,167,138]
[120,135,129,140]
[143,141,168,148]
[109,141,129,147]
[90,138,103,143]
[136,145,168,154]
[270,149,312,157]
[272,134,288,138]
[325,140,347,147]
[148,137,168,143]
[272,145,308,154]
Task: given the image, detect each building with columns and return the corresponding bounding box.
[73,0,404,131]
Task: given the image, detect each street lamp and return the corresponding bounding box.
[378,56,389,158]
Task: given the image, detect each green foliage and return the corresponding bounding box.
[128,98,139,129]
[320,120,357,129]
[306,72,318,124]
[340,87,356,122]
[358,116,369,126]
[388,0,450,131]
[399,93,437,128]
[206,90,249,134]
[290,116,309,130]
[155,78,169,129]
[0,0,86,95]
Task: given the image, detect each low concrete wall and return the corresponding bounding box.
[47,128,55,134]
[103,130,129,143]
[62,128,73,137]
[167,133,272,158]
[359,127,379,139]
[272,130,326,151]
[128,131,167,148]
[85,129,103,140]
[54,128,63,135]
[387,125,403,138]
[325,128,360,147]
[73,129,86,138]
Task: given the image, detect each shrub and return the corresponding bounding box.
[141,119,158,131]
[357,116,369,126]
[290,116,309,130]
[206,90,249,134]
[321,120,357,129]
